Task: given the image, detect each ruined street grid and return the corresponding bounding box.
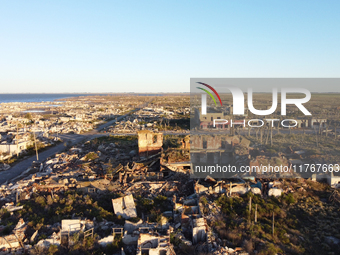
[0,94,340,254]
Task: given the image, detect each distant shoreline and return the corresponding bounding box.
[0,93,190,104]
[0,93,91,104]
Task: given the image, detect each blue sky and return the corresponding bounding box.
[0,1,339,93]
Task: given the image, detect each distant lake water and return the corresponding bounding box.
[0,94,98,103]
[0,93,173,104]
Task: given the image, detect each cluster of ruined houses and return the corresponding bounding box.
[106,118,162,134]
[1,114,94,135]
[0,190,207,254]
[0,172,306,255]
[0,121,87,161]
[0,99,130,126]
[0,130,246,254]
[0,131,60,162]
[189,134,340,181]
[109,189,215,255]
[0,133,32,161]
[2,128,339,254]
[0,131,189,253]
[104,106,190,134]
[0,98,142,158]
[111,194,177,255]
[0,218,27,252]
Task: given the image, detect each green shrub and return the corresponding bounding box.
[84,152,99,161]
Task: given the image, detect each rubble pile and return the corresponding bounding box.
[1,128,339,254]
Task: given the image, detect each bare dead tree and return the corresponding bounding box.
[265,125,270,145]
[231,126,235,136]
[319,122,322,136]
[255,204,258,223]
[314,127,319,147]
[270,124,273,146]
[272,211,275,236]
[335,122,338,139]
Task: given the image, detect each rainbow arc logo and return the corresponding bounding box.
[197,82,223,115]
[196,82,223,106]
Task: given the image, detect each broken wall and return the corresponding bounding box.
[112,194,137,219]
[192,218,207,244]
[138,130,163,157]
[191,135,240,150]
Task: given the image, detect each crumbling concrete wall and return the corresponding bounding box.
[124,219,143,234]
[137,233,172,255]
[139,233,159,248]
[231,184,250,195]
[192,218,207,244]
[268,188,283,197]
[181,135,190,149]
[0,218,27,250]
[191,135,240,150]
[251,187,261,195]
[149,248,167,255]
[327,172,340,187]
[112,194,137,219]
[138,130,163,157]
[61,219,83,233]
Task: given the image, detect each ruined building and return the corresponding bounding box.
[136,232,175,255]
[138,130,163,157]
[112,194,138,219]
[190,134,241,165]
[0,218,27,250]
[181,135,190,149]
